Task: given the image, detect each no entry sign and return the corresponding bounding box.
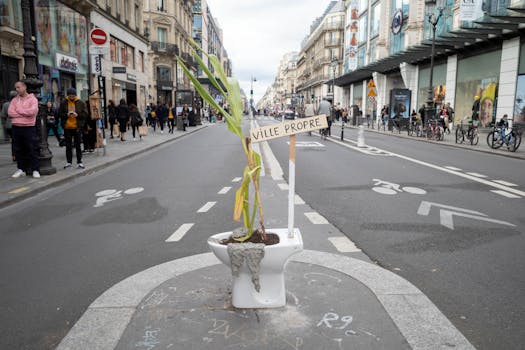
[90,28,108,46]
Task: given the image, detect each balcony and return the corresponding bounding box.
[151,41,179,55]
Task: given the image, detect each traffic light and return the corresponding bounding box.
[311,94,314,102]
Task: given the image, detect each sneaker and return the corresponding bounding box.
[64,163,72,169]
[77,163,85,169]
[32,171,41,178]
[160,130,164,134]
[133,138,136,141]
[12,169,25,178]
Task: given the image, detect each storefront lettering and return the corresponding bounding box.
[56,53,79,73]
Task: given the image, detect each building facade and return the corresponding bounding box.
[143,0,196,109]
[296,1,346,110]
[91,0,148,111]
[336,0,525,126]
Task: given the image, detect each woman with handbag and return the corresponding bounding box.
[116,98,130,141]
[107,100,117,138]
[129,104,144,141]
[45,101,64,146]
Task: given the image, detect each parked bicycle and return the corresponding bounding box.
[487,118,522,152]
[455,117,479,145]
[407,119,423,137]
[426,119,444,141]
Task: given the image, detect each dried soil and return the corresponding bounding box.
[220,230,280,246]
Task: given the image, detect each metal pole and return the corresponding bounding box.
[288,134,296,238]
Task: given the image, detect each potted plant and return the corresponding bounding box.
[177,41,303,308]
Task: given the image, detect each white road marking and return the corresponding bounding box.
[328,236,361,253]
[232,177,242,182]
[197,201,216,213]
[295,195,305,205]
[278,183,289,190]
[490,190,521,198]
[218,186,232,194]
[166,223,194,242]
[466,172,488,178]
[123,187,144,195]
[444,166,462,171]
[304,212,329,224]
[492,180,518,187]
[329,136,525,198]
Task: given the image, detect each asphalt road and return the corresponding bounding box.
[260,118,525,350]
[0,123,263,349]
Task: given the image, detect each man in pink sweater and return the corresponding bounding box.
[8,81,40,178]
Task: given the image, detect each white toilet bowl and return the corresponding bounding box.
[208,228,303,308]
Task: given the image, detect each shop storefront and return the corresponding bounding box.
[455,50,501,127]
[35,0,89,104]
[417,63,447,112]
[514,42,525,125]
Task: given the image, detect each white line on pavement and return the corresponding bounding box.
[444,166,462,171]
[466,172,488,178]
[304,212,329,224]
[278,183,289,190]
[328,236,362,253]
[197,201,216,213]
[232,177,242,182]
[490,190,521,199]
[492,180,518,187]
[166,223,194,242]
[329,135,525,197]
[295,195,305,205]
[218,186,232,194]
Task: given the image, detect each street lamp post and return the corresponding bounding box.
[330,59,343,140]
[21,0,56,175]
[250,76,256,116]
[426,8,444,127]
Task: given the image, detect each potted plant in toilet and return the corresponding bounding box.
[177,41,303,308]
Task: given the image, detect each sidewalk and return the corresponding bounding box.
[0,125,208,208]
[55,143,476,350]
[341,121,525,160]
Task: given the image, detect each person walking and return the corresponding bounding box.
[107,100,117,138]
[167,103,175,133]
[157,103,167,134]
[9,81,40,178]
[45,101,64,146]
[116,98,130,141]
[317,97,332,136]
[83,100,97,152]
[2,90,18,161]
[129,104,143,140]
[181,103,190,131]
[59,87,87,169]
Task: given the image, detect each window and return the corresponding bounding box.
[1,0,22,30]
[157,66,171,81]
[390,0,409,54]
[110,36,136,68]
[157,0,166,12]
[359,0,368,12]
[157,27,167,49]
[193,15,202,31]
[370,2,380,37]
[358,15,367,44]
[139,51,144,72]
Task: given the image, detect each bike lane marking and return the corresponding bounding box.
[465,172,488,178]
[166,223,194,242]
[305,212,329,225]
[492,180,518,187]
[328,236,362,253]
[490,190,521,199]
[329,135,525,198]
[197,201,216,213]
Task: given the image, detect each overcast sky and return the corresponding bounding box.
[205,0,334,104]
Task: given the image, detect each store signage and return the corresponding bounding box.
[459,0,483,21]
[113,66,126,74]
[345,0,359,72]
[56,53,79,73]
[161,85,172,91]
[127,73,136,82]
[91,55,101,74]
[391,10,404,35]
[250,115,328,143]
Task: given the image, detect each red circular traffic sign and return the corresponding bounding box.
[90,28,108,45]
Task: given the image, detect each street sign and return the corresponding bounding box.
[367,79,376,89]
[90,55,101,74]
[90,28,108,45]
[367,89,377,97]
[113,66,126,74]
[249,115,328,143]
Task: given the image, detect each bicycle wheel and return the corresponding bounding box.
[455,127,464,144]
[407,125,413,136]
[470,129,479,145]
[487,131,503,149]
[507,132,518,152]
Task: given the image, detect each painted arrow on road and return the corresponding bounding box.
[417,201,516,230]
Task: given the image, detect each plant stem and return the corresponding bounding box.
[244,137,267,241]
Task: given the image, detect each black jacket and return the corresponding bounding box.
[116,103,130,123]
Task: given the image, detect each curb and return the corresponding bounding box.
[0,125,207,209]
[345,125,524,160]
[56,250,475,350]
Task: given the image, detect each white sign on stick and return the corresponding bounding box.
[249,115,328,143]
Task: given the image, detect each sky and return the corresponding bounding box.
[205,0,335,104]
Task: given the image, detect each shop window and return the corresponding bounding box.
[514,43,525,124]
[417,63,447,111]
[353,82,364,109]
[455,50,501,127]
[389,0,409,55]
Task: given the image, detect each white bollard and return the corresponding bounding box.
[357,125,365,147]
